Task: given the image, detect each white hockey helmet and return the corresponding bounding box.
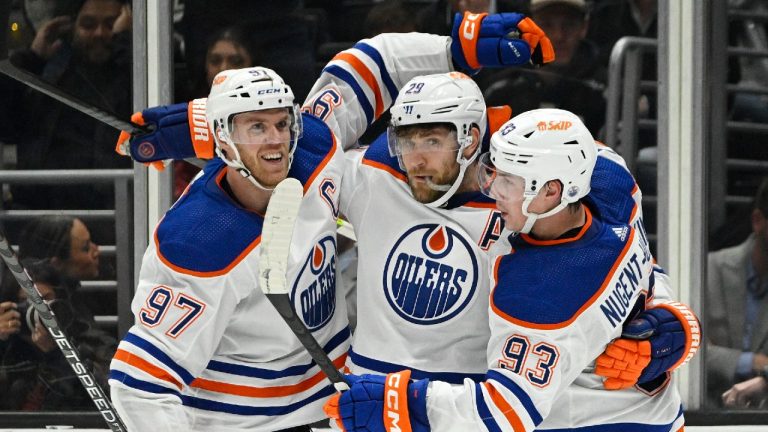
[388,72,487,208]
[206,67,303,190]
[478,108,597,234]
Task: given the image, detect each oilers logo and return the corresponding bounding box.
[291,235,337,331]
[383,224,478,325]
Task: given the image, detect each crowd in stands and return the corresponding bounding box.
[0,0,767,414]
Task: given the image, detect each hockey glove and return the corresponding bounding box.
[115,98,214,169]
[596,302,701,390]
[324,370,430,432]
[450,12,555,75]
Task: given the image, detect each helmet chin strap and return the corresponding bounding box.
[518,197,569,235]
[424,178,451,191]
[216,143,280,192]
[424,144,479,209]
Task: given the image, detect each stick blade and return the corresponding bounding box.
[259,178,303,294]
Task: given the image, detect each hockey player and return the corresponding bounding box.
[324,109,698,432]
[114,13,694,427]
[109,13,554,432]
[108,67,352,431]
[324,67,696,391]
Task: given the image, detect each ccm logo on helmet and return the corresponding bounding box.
[462,13,483,40]
[257,88,282,95]
[537,120,572,131]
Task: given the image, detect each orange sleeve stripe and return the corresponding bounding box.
[362,159,407,182]
[332,52,384,118]
[492,227,636,330]
[113,348,183,390]
[482,382,526,432]
[190,354,347,398]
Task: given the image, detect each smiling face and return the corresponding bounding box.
[225,108,292,189]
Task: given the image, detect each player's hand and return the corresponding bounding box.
[450,12,554,75]
[323,370,430,432]
[115,99,214,170]
[596,302,701,390]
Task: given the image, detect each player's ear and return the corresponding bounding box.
[544,180,562,200]
[462,126,481,158]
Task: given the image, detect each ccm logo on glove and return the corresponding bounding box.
[461,13,484,40]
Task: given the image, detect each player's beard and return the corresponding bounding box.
[239,143,291,189]
[407,158,461,204]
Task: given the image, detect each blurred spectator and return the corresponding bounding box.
[416,0,491,36]
[587,0,657,72]
[0,258,115,411]
[2,0,132,212]
[482,0,607,136]
[174,25,260,199]
[706,178,768,406]
[181,25,260,101]
[179,0,317,101]
[363,1,417,38]
[722,375,768,409]
[17,215,102,318]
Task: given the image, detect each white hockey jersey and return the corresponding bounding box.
[109,120,349,431]
[424,206,685,432]
[309,32,687,407]
[110,32,465,431]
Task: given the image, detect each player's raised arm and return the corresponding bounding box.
[112,12,552,167]
[304,12,552,150]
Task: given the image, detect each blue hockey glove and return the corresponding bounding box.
[115,98,214,169]
[596,302,701,389]
[324,370,430,432]
[450,12,555,75]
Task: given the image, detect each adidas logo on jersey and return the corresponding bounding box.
[612,226,629,241]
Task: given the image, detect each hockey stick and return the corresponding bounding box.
[0,230,127,431]
[0,59,146,135]
[259,178,350,391]
[0,59,205,169]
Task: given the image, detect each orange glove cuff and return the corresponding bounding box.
[383,370,414,432]
[457,12,489,70]
[655,301,702,371]
[187,98,215,159]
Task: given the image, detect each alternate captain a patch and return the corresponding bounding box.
[291,235,337,331]
[383,224,478,325]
